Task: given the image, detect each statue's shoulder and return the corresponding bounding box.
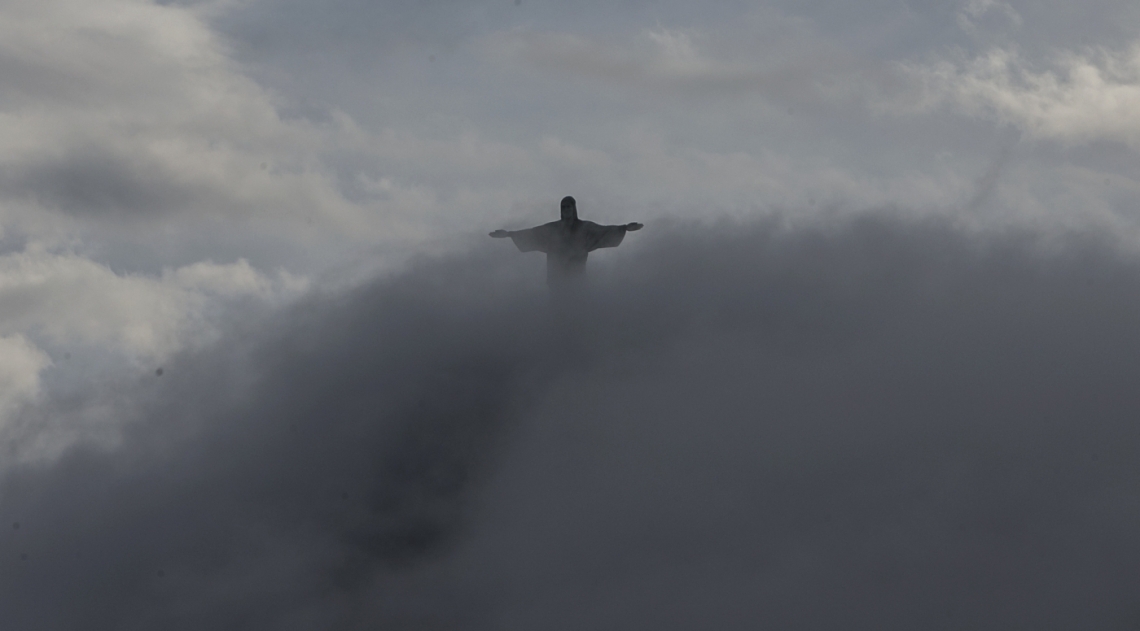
[514,220,560,234]
[533,220,562,235]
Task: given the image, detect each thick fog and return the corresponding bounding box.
[3,213,1140,630]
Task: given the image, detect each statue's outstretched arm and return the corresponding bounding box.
[625,222,643,231]
[492,225,551,252]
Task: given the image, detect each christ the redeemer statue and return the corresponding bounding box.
[490,196,643,287]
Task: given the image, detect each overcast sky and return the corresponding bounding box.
[3,1,1140,629]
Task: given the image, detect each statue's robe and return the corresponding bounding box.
[506,220,629,286]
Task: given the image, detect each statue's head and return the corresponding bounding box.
[560,196,578,221]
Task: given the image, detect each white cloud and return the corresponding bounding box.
[0,244,308,363]
[165,258,308,299]
[957,0,1022,33]
[0,334,50,422]
[0,242,311,459]
[904,42,1140,147]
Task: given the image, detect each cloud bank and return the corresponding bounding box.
[5,0,1140,447]
[3,213,1140,630]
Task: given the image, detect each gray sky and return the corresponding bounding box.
[2,1,1140,628]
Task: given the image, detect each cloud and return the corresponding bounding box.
[0,244,307,457]
[957,0,1022,34]
[903,41,1140,147]
[0,0,404,270]
[489,27,728,86]
[0,246,306,362]
[3,2,1140,626]
[3,146,201,218]
[0,335,50,420]
[3,213,1140,629]
[480,23,865,101]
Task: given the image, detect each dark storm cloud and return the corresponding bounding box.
[217,0,482,59]
[4,213,1140,629]
[4,147,198,218]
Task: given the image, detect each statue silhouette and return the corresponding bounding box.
[490,196,643,288]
